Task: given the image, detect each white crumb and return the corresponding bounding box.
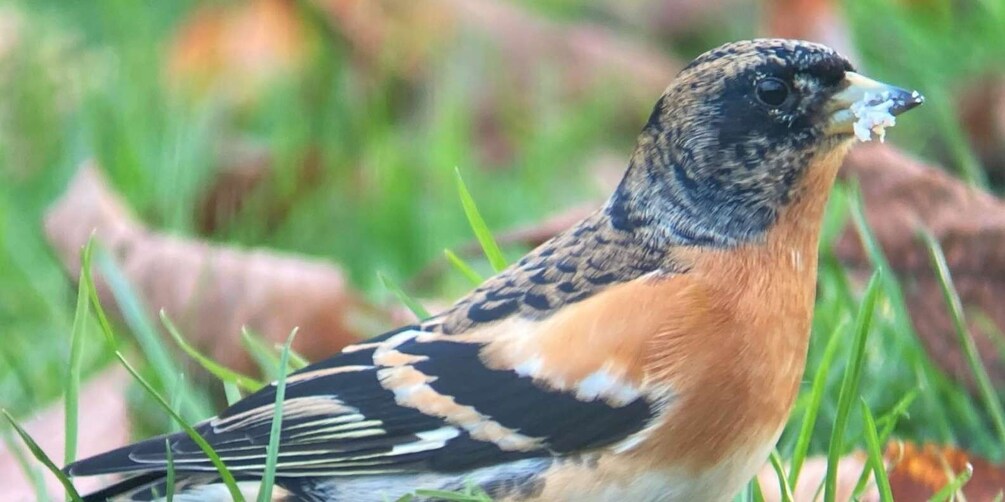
[850,91,897,143]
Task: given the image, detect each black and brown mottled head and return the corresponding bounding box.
[431,39,922,332]
[610,39,856,246]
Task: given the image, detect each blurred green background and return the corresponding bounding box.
[2,0,1005,498]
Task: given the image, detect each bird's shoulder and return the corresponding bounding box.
[426,209,683,335]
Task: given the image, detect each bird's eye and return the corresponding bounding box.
[755,78,790,107]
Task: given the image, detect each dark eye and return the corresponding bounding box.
[755,78,790,107]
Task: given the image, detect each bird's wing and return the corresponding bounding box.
[66,213,679,479]
[66,309,658,478]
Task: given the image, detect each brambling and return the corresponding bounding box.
[65,39,923,501]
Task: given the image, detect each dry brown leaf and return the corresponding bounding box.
[43,162,392,377]
[0,5,23,62]
[957,75,1005,185]
[836,144,1005,391]
[195,142,324,235]
[0,367,130,500]
[886,441,1005,500]
[167,0,308,102]
[312,0,681,101]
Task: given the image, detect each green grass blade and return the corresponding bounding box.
[922,230,1005,447]
[165,438,175,502]
[454,168,507,272]
[287,347,309,370]
[444,248,484,285]
[927,463,973,502]
[112,352,245,502]
[259,329,296,502]
[825,269,883,502]
[224,381,243,406]
[751,477,765,502]
[789,319,847,488]
[95,249,212,420]
[1,409,82,501]
[242,328,281,378]
[2,427,49,501]
[413,489,491,501]
[378,272,430,319]
[65,240,95,466]
[80,256,245,501]
[768,450,794,502]
[161,310,263,392]
[851,389,919,496]
[860,400,894,502]
[876,389,919,440]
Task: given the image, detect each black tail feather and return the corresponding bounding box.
[78,472,166,501]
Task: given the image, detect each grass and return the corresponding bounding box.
[259,330,296,502]
[1,0,1004,500]
[860,400,894,502]
[824,270,883,502]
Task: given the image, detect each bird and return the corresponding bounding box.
[65,39,923,501]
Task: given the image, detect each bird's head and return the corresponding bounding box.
[614,38,923,246]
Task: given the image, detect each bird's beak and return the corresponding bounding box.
[826,71,924,137]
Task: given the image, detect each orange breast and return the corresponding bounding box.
[630,145,848,472]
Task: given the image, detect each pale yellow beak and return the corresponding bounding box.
[826,71,924,136]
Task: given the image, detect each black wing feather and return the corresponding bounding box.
[67,324,655,480]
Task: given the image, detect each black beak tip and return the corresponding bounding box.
[891,89,925,115]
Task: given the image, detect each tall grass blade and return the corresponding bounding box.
[922,230,1005,447]
[224,381,243,406]
[1,410,82,501]
[287,348,309,370]
[852,389,919,495]
[161,310,263,392]
[81,257,245,502]
[95,249,211,420]
[259,329,297,501]
[790,319,847,488]
[444,248,484,285]
[768,450,794,502]
[454,168,507,272]
[751,477,765,502]
[824,269,883,502]
[242,328,281,378]
[165,438,175,502]
[112,352,245,502]
[65,240,95,466]
[849,192,957,443]
[2,427,49,501]
[378,272,430,319]
[860,400,894,502]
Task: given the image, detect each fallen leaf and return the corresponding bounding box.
[44,162,392,378]
[957,75,1005,186]
[0,5,22,62]
[312,0,681,101]
[836,144,1005,391]
[167,0,309,103]
[886,441,1005,500]
[195,141,324,235]
[0,367,130,501]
